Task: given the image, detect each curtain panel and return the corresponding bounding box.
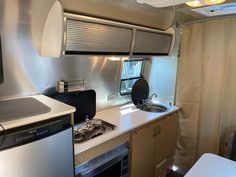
[175,18,236,169]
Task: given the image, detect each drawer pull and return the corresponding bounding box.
[153,128,156,137]
[156,125,161,135]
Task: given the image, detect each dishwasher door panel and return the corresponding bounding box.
[0,128,74,177]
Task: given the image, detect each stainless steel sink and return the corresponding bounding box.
[138,103,168,113]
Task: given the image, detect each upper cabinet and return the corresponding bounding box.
[64,14,175,56]
[133,29,174,55]
[65,18,133,55]
[31,0,64,58]
[61,0,175,30]
[31,0,175,58]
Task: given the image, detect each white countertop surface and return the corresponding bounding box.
[74,103,178,155]
[0,95,178,156]
[185,153,236,177]
[0,95,76,130]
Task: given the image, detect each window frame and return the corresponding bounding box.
[119,58,145,96]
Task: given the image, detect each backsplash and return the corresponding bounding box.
[0,0,130,110]
[0,0,179,111]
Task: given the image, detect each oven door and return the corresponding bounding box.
[76,146,128,177]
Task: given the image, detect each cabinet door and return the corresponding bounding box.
[155,113,178,164]
[133,30,173,55]
[131,124,156,177]
[65,18,133,55]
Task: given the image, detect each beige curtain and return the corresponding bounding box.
[175,18,236,169]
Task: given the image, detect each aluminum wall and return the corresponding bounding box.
[0,0,179,111]
[0,0,132,110]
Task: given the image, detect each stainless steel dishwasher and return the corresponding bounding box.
[0,115,75,177]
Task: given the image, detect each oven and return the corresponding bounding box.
[75,143,129,177]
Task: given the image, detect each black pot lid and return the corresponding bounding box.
[53,90,96,124]
[131,78,150,105]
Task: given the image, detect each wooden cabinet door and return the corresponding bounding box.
[131,124,156,177]
[155,113,178,164]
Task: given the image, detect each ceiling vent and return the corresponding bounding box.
[192,3,236,16]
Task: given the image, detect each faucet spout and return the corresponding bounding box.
[150,93,158,98]
[147,93,158,102]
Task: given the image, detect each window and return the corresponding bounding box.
[120,58,144,95]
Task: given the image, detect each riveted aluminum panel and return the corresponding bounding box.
[65,19,133,54]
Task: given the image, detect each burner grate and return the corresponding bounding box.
[74,119,115,143]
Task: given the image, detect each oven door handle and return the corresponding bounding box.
[79,148,128,177]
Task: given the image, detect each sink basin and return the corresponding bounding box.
[138,103,168,113]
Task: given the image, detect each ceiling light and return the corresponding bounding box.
[205,0,225,5]
[186,0,203,7]
[107,57,129,61]
[185,0,225,7]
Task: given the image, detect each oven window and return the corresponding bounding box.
[94,161,121,177]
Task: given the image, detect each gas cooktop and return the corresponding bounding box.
[74,119,116,143]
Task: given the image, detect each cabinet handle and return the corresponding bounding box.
[153,127,156,137]
[156,125,161,135]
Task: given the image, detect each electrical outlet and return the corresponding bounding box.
[107,94,118,101]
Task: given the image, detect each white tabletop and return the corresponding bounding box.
[185,153,236,177]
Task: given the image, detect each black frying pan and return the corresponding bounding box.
[131,78,149,105]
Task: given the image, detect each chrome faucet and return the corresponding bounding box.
[147,93,158,102]
[136,93,158,110]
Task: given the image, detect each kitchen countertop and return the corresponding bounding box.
[184,153,236,177]
[74,103,179,155]
[0,95,178,156]
[0,95,76,130]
